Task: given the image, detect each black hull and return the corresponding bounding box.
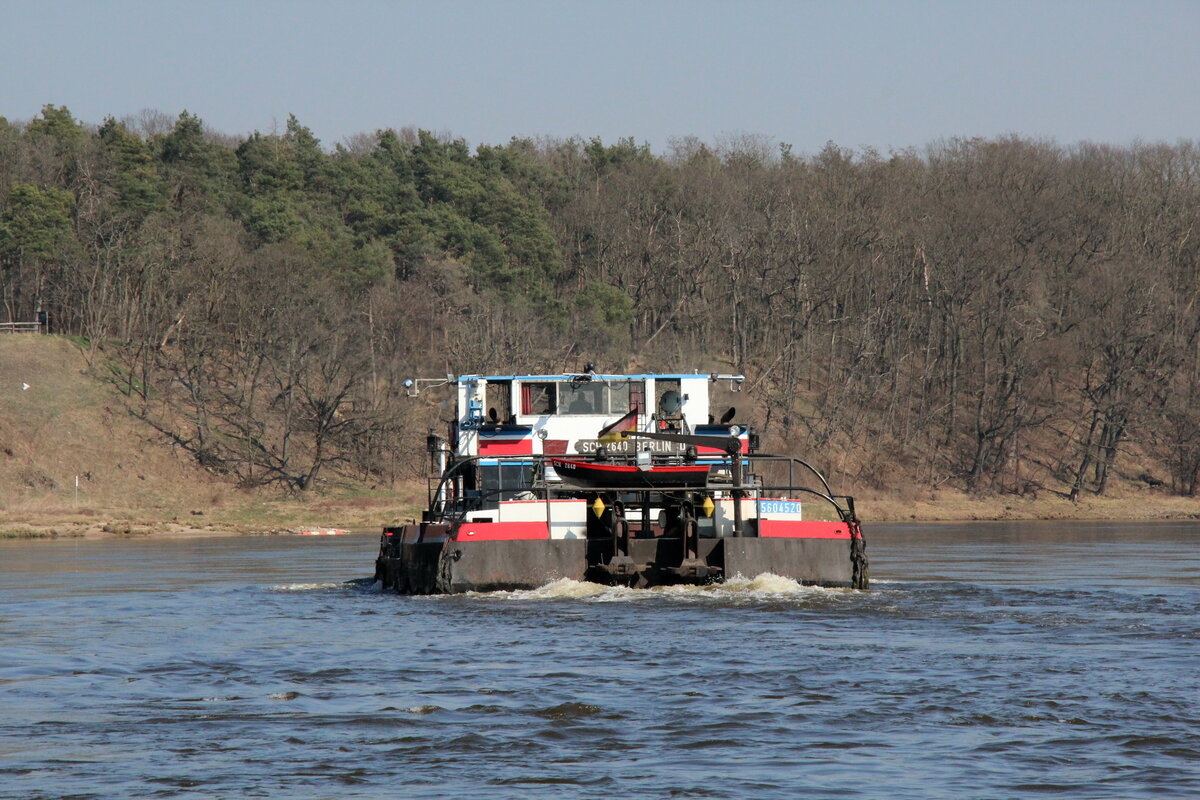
[376,528,864,594]
[377,538,588,594]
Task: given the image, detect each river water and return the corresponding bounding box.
[1,522,1197,799]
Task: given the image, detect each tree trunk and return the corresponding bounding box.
[1069,410,1101,502]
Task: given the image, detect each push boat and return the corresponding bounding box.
[375,372,868,593]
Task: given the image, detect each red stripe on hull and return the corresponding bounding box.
[456,521,549,541]
[478,439,534,456]
[758,520,850,539]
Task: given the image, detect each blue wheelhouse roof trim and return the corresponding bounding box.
[457,373,716,383]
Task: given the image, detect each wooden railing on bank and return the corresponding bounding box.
[0,322,42,334]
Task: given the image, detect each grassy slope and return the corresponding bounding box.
[0,336,423,537]
[1,335,1197,538]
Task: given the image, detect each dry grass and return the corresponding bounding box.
[0,336,423,538]
[858,485,1200,522]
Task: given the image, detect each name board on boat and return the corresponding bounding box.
[574,438,689,455]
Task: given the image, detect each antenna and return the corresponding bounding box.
[403,376,455,397]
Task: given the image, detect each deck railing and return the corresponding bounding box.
[425,451,855,527]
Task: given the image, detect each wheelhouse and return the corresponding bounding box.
[439,372,752,511]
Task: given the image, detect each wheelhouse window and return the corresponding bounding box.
[559,379,644,415]
[480,463,535,503]
[521,382,557,414]
[560,382,605,414]
[519,379,646,416]
[486,380,513,424]
[609,380,643,415]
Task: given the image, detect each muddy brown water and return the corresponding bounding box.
[1,521,1197,798]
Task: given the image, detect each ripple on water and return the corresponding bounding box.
[531,702,603,720]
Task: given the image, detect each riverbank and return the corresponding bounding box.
[4,336,1198,541]
[3,483,1198,540]
[857,487,1200,523]
[0,486,427,540]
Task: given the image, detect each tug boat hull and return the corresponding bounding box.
[375,371,868,593]
[375,522,860,593]
[376,534,588,594]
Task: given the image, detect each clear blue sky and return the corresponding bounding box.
[2,0,1198,154]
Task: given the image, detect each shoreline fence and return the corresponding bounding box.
[0,322,42,334]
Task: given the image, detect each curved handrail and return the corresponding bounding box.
[428,452,547,517]
[764,486,852,524]
[739,454,835,499]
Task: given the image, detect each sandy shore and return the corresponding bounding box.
[0,490,424,541]
[0,520,300,541]
[856,487,1200,523]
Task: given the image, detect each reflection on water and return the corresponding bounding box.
[1,522,1197,799]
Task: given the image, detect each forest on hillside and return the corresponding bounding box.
[2,105,1200,498]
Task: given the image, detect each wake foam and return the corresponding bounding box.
[268,582,345,592]
[482,574,846,603]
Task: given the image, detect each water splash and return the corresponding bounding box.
[268,582,346,592]
[404,704,441,715]
[479,573,847,603]
[510,577,617,599]
[701,573,807,594]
